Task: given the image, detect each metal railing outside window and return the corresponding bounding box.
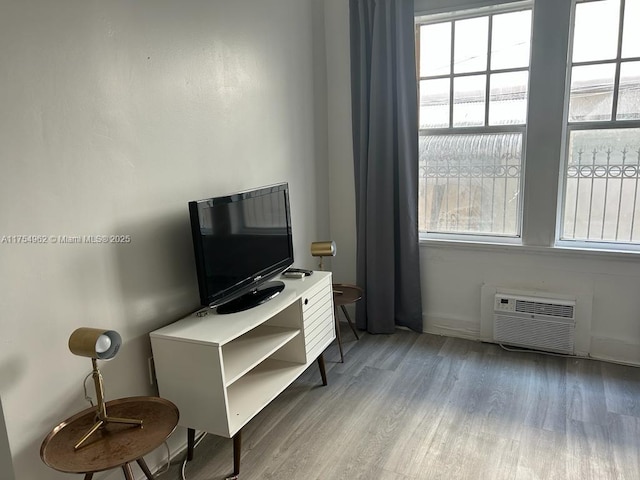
[419,132,522,235]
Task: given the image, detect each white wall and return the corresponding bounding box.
[0,398,15,480]
[325,0,640,365]
[422,243,640,364]
[325,0,357,284]
[0,1,329,478]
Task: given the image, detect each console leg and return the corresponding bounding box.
[233,430,242,477]
[317,354,328,386]
[187,428,195,462]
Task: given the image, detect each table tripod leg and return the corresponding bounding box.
[137,457,155,479]
[74,419,104,450]
[83,474,94,480]
[122,463,135,480]
[105,416,143,427]
[334,307,344,362]
[340,305,360,340]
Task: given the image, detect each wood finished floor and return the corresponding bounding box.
[164,326,640,480]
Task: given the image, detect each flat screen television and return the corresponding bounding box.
[188,183,294,314]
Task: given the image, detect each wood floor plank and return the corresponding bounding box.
[382,360,446,478]
[522,354,567,433]
[566,357,608,425]
[515,426,567,480]
[602,362,640,417]
[315,362,432,479]
[566,418,619,480]
[606,413,640,480]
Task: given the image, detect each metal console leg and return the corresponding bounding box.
[317,354,328,386]
[187,428,195,461]
[230,430,242,479]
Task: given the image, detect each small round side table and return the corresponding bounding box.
[41,396,179,480]
[332,283,363,362]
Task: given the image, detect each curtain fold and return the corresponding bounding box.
[350,0,423,334]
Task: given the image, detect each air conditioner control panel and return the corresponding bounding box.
[495,295,516,312]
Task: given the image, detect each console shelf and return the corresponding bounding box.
[222,326,301,386]
[226,358,308,433]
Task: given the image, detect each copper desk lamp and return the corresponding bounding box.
[310,241,336,270]
[68,328,143,449]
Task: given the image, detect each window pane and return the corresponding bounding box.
[418,133,522,235]
[572,0,620,63]
[491,10,532,70]
[454,17,488,74]
[420,79,450,128]
[562,128,640,242]
[622,0,640,58]
[453,75,486,127]
[420,23,451,76]
[489,71,529,125]
[569,64,616,122]
[617,61,640,120]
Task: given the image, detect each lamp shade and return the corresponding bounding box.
[310,241,336,257]
[68,328,122,360]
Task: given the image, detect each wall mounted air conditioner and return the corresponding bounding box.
[493,293,576,355]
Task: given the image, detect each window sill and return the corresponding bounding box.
[419,237,640,261]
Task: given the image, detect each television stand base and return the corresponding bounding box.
[215,281,285,314]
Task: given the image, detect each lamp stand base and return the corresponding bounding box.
[74,359,144,450]
[74,415,143,450]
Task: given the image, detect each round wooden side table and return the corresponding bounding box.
[41,396,179,480]
[332,283,363,362]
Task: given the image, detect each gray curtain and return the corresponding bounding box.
[350,0,423,334]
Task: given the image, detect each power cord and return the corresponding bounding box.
[82,372,95,407]
[181,431,208,480]
[498,343,575,359]
[153,440,172,477]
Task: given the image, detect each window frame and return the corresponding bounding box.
[416,1,533,241]
[556,0,640,251]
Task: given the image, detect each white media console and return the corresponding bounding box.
[149,271,335,476]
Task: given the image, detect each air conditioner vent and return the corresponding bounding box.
[515,300,574,319]
[493,292,576,355]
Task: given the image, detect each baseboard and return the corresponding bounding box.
[590,335,640,367]
[423,314,481,340]
[424,313,640,368]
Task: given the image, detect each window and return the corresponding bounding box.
[559,0,640,245]
[416,0,640,252]
[416,3,533,238]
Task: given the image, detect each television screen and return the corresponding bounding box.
[189,183,294,314]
